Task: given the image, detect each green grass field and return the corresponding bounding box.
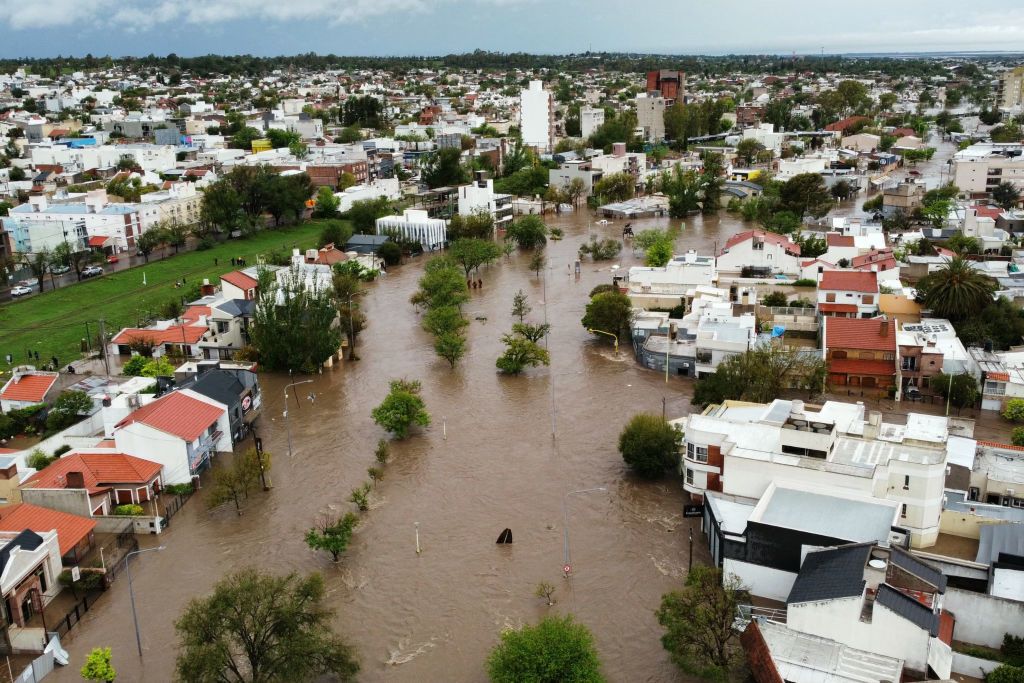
[0,220,341,368]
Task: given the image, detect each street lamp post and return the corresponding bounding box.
[283,379,314,458]
[562,487,607,577]
[586,328,618,355]
[125,545,166,658]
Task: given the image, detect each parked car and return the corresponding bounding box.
[19,277,39,287]
[10,285,32,297]
[82,266,104,278]
[106,255,119,264]
[49,264,71,275]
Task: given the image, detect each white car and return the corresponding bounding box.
[81,266,104,278]
[49,264,71,275]
[10,285,32,297]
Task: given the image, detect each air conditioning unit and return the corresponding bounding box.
[127,394,140,409]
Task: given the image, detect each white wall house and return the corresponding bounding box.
[457,174,513,228]
[113,389,231,484]
[716,230,802,276]
[580,106,605,139]
[375,209,447,250]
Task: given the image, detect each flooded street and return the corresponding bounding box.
[52,208,737,682]
[50,146,962,681]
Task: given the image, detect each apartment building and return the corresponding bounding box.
[997,66,1024,110]
[635,93,666,143]
[457,173,513,229]
[580,106,604,139]
[519,80,553,153]
[646,70,685,105]
[952,142,1024,197]
[677,397,963,548]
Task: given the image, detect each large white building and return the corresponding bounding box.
[952,142,1024,196]
[580,106,605,139]
[457,173,513,228]
[519,80,553,153]
[635,93,666,143]
[375,209,447,250]
[676,398,972,548]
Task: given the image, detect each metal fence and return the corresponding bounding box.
[52,596,92,641]
[161,490,193,528]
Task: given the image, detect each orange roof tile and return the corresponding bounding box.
[977,439,1024,452]
[0,503,96,556]
[0,372,59,403]
[825,317,897,352]
[721,230,801,256]
[25,452,162,495]
[826,234,855,247]
[116,391,224,441]
[828,358,897,376]
[220,271,258,290]
[819,271,879,293]
[111,325,207,345]
[819,303,859,313]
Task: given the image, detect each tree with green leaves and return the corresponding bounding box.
[421,147,469,188]
[164,221,190,253]
[448,211,495,240]
[486,615,604,683]
[693,346,827,407]
[779,173,833,220]
[135,227,164,264]
[496,333,550,375]
[250,266,342,372]
[734,138,765,166]
[422,305,468,337]
[993,181,1021,211]
[264,173,314,226]
[411,257,470,310]
[81,647,116,682]
[200,178,243,233]
[333,268,366,356]
[344,196,393,233]
[699,152,725,213]
[946,232,981,255]
[918,255,997,321]
[1003,399,1024,423]
[511,290,531,322]
[449,238,502,278]
[618,413,679,478]
[371,379,431,439]
[529,249,546,277]
[656,565,750,681]
[305,512,359,562]
[434,332,467,369]
[52,241,98,281]
[512,322,551,343]
[319,220,353,248]
[311,185,340,219]
[933,372,979,411]
[175,570,359,683]
[582,290,634,342]
[207,448,270,515]
[592,172,635,203]
[506,215,548,249]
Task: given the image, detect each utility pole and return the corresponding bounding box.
[98,318,109,377]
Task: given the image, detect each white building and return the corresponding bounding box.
[457,173,513,228]
[952,142,1024,196]
[519,80,554,153]
[334,178,402,214]
[716,230,803,277]
[580,106,605,138]
[677,398,969,548]
[777,157,828,181]
[375,209,447,250]
[626,251,717,309]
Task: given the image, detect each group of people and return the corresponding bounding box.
[467,278,484,289]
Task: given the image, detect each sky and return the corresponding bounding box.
[1,0,1023,58]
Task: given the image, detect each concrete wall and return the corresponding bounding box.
[20,488,91,517]
[952,651,1001,678]
[92,515,161,535]
[945,587,1024,647]
[9,411,105,470]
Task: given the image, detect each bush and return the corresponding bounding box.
[0,415,16,440]
[578,236,622,261]
[792,278,817,287]
[989,665,1024,683]
[1003,399,1024,423]
[122,355,148,376]
[377,241,402,266]
[26,449,55,470]
[58,569,104,595]
[618,414,680,478]
[1013,427,1024,447]
[487,615,604,683]
[113,504,144,516]
[163,483,194,496]
[761,291,788,307]
[53,444,71,457]
[862,195,883,212]
[589,284,617,298]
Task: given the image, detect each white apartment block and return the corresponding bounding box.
[457,174,513,228]
[635,94,666,143]
[998,66,1024,110]
[375,209,447,250]
[519,80,554,153]
[580,106,605,139]
[952,142,1024,196]
[676,398,972,548]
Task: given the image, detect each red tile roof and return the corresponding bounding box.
[116,391,224,441]
[220,271,258,290]
[828,358,897,376]
[111,325,207,345]
[181,305,211,324]
[721,230,801,256]
[974,205,1003,220]
[826,233,855,247]
[826,317,897,352]
[819,270,879,293]
[977,439,1024,452]
[819,303,859,313]
[0,372,59,403]
[825,115,870,133]
[25,452,162,495]
[88,235,110,247]
[0,503,96,556]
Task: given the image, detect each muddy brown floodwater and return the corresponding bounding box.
[50,158,955,683]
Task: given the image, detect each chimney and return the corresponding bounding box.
[65,471,86,489]
[612,142,626,157]
[864,411,882,441]
[880,319,889,336]
[201,278,215,296]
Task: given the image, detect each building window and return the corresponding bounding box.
[685,468,694,485]
[686,443,708,463]
[863,295,874,305]
[901,504,907,518]
[826,293,836,302]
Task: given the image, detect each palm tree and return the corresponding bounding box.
[921,255,997,320]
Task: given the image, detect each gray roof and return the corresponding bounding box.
[0,529,43,574]
[890,547,947,592]
[876,584,939,636]
[214,299,255,318]
[755,487,897,545]
[977,524,1024,565]
[787,544,870,605]
[187,369,243,409]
